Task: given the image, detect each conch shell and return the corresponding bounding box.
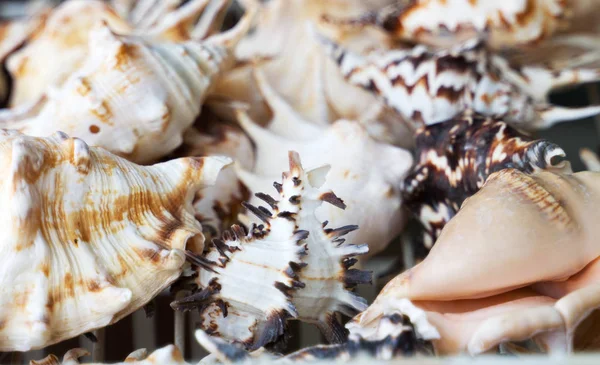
[32,345,189,365]
[320,35,600,130]
[236,105,412,257]
[0,4,255,164]
[403,111,571,250]
[0,130,229,351]
[350,168,600,354]
[172,151,370,349]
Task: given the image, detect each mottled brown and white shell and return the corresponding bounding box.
[236,107,413,257]
[0,130,229,351]
[32,345,189,365]
[320,36,600,130]
[350,168,600,354]
[173,151,370,350]
[0,3,255,164]
[403,111,571,251]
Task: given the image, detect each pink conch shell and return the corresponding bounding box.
[320,35,600,130]
[0,4,255,164]
[235,107,412,257]
[350,168,600,354]
[0,130,230,351]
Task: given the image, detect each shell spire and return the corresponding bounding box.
[0,130,229,351]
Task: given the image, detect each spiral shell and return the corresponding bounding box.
[0,130,229,351]
[0,4,255,164]
[320,35,600,130]
[403,111,571,251]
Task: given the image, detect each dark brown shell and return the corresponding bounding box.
[402,111,570,254]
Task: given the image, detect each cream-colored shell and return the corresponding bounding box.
[0,8,254,164]
[236,107,412,257]
[0,130,229,351]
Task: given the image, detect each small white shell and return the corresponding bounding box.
[0,130,229,351]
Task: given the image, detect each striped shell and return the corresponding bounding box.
[172,151,370,350]
[324,0,572,49]
[0,9,253,164]
[0,130,229,351]
[320,36,600,130]
[234,91,413,257]
[403,111,571,252]
[351,168,600,354]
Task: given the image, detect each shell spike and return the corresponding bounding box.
[288,151,303,176]
[70,138,91,174]
[206,0,258,48]
[537,105,600,129]
[306,164,331,188]
[147,0,211,39]
[580,148,600,172]
[195,330,253,364]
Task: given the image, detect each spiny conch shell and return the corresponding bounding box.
[235,108,412,257]
[209,0,415,147]
[350,168,600,354]
[195,313,434,364]
[173,119,254,245]
[319,35,600,130]
[32,345,189,365]
[0,4,256,165]
[172,151,370,349]
[0,130,230,351]
[403,111,572,251]
[323,0,573,49]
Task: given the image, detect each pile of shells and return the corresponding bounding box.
[0,0,598,363]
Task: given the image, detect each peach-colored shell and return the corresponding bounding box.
[350,168,600,354]
[0,130,229,351]
[32,345,189,365]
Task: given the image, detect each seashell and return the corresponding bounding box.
[172,151,370,349]
[235,107,413,257]
[209,0,415,147]
[319,35,600,130]
[323,0,574,49]
[32,345,189,365]
[195,312,434,363]
[0,130,229,351]
[580,148,600,172]
[402,111,572,251]
[0,4,255,164]
[174,119,254,245]
[350,167,600,354]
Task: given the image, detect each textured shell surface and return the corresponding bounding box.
[0,130,229,351]
[403,111,571,252]
[174,119,254,244]
[320,35,600,130]
[350,168,600,354]
[173,151,370,349]
[236,105,413,257]
[6,0,132,107]
[324,0,571,49]
[0,9,254,164]
[32,345,190,365]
